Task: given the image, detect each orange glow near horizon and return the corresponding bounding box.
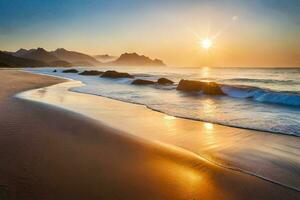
[1,1,299,67]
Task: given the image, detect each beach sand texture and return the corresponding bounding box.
[0,70,299,199]
[19,72,300,191]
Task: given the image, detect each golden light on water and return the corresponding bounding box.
[204,122,214,130]
[201,38,213,49]
[201,66,210,74]
[164,115,176,120]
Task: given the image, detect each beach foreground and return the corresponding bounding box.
[0,70,299,199]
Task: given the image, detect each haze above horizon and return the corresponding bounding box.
[0,0,299,67]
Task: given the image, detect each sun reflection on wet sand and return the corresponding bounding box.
[202,122,219,150]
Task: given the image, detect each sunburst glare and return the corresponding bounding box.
[200,38,213,50]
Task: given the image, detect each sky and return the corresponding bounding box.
[0,0,299,67]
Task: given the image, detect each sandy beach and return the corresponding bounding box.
[0,69,299,199]
[19,70,300,191]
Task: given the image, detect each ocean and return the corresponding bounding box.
[26,66,300,136]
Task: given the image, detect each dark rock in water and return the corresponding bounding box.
[53,69,57,72]
[203,82,225,95]
[132,78,173,86]
[177,79,225,95]
[79,70,103,76]
[62,69,78,73]
[100,70,134,78]
[132,79,155,85]
[176,79,203,91]
[157,78,173,85]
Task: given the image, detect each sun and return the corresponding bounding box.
[201,38,213,49]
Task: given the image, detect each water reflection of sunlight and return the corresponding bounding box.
[201,80,211,83]
[202,98,216,115]
[164,115,176,120]
[201,67,210,78]
[204,122,214,130]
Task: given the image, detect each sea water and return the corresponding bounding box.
[25,66,300,136]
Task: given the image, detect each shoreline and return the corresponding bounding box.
[0,69,299,199]
[75,90,300,138]
[18,70,300,192]
[23,67,300,137]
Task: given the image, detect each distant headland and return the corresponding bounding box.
[0,48,166,67]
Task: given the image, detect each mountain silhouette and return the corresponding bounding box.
[51,48,101,65]
[13,48,59,63]
[0,48,167,67]
[94,54,116,62]
[0,51,48,67]
[110,53,165,66]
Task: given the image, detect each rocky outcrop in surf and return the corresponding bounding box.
[79,70,103,76]
[131,77,174,86]
[48,68,300,107]
[177,79,224,95]
[62,69,79,73]
[132,79,155,85]
[176,80,203,91]
[157,78,173,85]
[203,82,225,95]
[100,70,134,78]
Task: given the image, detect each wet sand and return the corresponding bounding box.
[0,70,299,199]
[19,74,300,191]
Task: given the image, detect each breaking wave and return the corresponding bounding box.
[221,85,300,107]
